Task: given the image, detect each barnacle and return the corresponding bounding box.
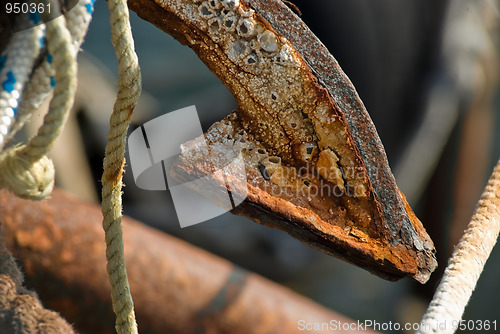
[294,142,318,163]
[222,11,238,31]
[198,2,216,18]
[246,51,259,64]
[232,39,248,57]
[260,156,281,176]
[236,18,256,37]
[157,0,437,283]
[207,0,221,10]
[258,30,279,53]
[220,0,239,11]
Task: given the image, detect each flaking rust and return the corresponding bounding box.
[129,0,437,282]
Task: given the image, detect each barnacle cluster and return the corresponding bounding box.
[163,0,369,198]
[190,0,289,72]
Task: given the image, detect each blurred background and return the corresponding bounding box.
[10,0,500,333]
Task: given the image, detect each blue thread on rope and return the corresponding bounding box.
[2,72,16,93]
[47,53,53,64]
[86,0,96,14]
[86,2,94,14]
[12,107,17,116]
[29,12,41,24]
[50,76,55,87]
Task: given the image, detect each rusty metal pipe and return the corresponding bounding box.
[0,189,374,333]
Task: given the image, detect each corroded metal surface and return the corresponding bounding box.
[0,189,373,333]
[127,0,436,283]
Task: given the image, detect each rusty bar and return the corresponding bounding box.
[0,189,376,333]
[125,0,436,283]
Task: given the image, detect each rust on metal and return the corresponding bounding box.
[0,189,375,333]
[126,0,436,282]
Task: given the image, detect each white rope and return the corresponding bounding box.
[0,0,79,200]
[417,159,500,333]
[101,0,141,332]
[0,14,43,150]
[0,0,94,201]
[5,0,96,145]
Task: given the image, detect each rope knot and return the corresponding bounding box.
[0,146,55,200]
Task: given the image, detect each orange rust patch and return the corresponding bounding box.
[15,227,52,252]
[145,0,437,282]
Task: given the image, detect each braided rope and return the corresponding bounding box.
[417,158,500,333]
[7,0,95,143]
[101,0,141,332]
[0,1,140,332]
[0,15,43,150]
[0,1,93,332]
[0,1,77,200]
